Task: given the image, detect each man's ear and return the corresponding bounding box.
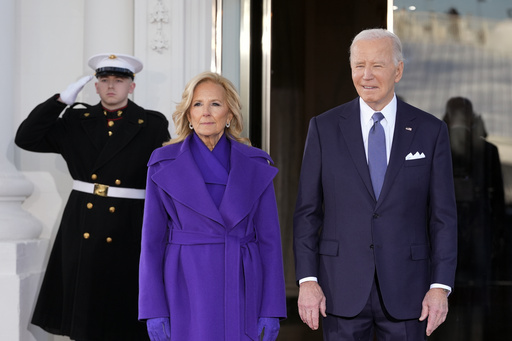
[394,61,404,83]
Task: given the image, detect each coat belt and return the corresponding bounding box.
[72,180,146,199]
[170,230,258,340]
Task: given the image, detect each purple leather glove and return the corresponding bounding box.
[146,317,171,341]
[258,317,280,341]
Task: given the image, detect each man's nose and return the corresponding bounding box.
[363,67,373,79]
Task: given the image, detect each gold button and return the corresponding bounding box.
[84,113,90,117]
[104,110,108,116]
[117,110,123,116]
[138,119,144,124]
[87,203,93,209]
[83,233,90,239]
[109,206,116,213]
[108,121,114,127]
[115,179,121,186]
[108,131,113,136]
[91,174,97,180]
[106,237,113,243]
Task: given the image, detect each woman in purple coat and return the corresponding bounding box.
[138,72,287,340]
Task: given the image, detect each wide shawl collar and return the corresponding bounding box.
[190,133,230,208]
[151,134,277,230]
[150,135,278,340]
[337,98,418,208]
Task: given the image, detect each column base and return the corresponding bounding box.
[0,239,50,341]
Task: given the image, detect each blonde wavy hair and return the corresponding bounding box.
[165,71,251,146]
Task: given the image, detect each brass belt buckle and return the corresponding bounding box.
[93,183,109,197]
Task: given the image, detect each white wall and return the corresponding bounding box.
[5,0,215,340]
[14,0,214,242]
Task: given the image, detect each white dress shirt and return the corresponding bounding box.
[360,96,396,164]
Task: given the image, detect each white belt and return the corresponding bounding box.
[72,180,146,200]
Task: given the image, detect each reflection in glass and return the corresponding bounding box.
[442,97,505,339]
[393,1,512,339]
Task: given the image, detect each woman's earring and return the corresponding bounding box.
[226,121,231,128]
[189,122,193,130]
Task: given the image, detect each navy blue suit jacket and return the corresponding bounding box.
[293,97,457,319]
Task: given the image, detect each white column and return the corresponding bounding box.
[133,0,214,136]
[80,0,135,104]
[0,0,42,241]
[0,0,46,340]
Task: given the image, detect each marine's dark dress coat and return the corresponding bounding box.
[15,95,170,340]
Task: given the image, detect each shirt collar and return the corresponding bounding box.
[359,95,397,128]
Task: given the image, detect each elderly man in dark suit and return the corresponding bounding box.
[293,29,457,340]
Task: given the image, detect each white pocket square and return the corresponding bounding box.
[405,152,425,160]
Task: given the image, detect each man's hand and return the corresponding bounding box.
[419,288,449,336]
[59,75,94,105]
[298,281,327,330]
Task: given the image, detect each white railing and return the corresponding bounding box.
[394,10,504,49]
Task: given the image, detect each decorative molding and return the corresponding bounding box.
[149,0,169,53]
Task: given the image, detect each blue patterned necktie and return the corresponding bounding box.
[368,112,387,199]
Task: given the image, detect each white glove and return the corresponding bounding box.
[59,75,94,105]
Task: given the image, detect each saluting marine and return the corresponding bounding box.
[15,53,170,341]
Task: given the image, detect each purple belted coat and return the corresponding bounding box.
[138,135,287,340]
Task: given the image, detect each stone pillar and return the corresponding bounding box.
[0,0,41,241]
[0,0,46,340]
[80,0,135,105]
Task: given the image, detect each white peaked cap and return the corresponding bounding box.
[88,53,143,78]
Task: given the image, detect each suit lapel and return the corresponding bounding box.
[338,99,375,199]
[377,101,417,205]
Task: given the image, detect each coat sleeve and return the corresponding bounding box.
[15,95,68,153]
[428,122,458,288]
[255,180,287,319]
[293,116,324,283]
[138,162,171,320]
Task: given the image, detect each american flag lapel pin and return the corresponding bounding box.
[405,127,412,131]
